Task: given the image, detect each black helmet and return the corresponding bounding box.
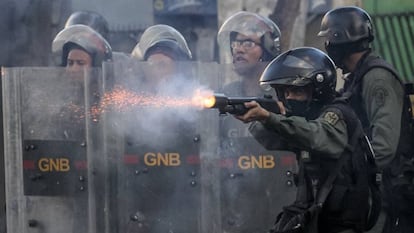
[52,25,112,67]
[260,47,337,105]
[217,11,281,61]
[65,11,109,39]
[317,6,373,69]
[318,6,374,44]
[131,24,192,61]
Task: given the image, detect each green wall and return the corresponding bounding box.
[362,0,414,81]
[363,0,414,14]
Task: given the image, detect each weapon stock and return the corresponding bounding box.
[208,93,280,115]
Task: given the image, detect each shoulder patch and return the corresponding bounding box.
[323,111,340,126]
[372,85,388,107]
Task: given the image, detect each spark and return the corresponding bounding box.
[62,86,216,121]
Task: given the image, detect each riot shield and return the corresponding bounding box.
[216,63,297,233]
[2,67,98,233]
[94,59,220,233]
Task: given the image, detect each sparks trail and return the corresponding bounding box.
[89,86,215,118]
[59,102,86,124]
[99,87,199,110]
[60,86,217,121]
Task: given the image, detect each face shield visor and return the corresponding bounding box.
[131,24,192,61]
[217,11,280,63]
[52,25,112,67]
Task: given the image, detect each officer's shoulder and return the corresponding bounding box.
[320,102,348,126]
[364,67,397,83]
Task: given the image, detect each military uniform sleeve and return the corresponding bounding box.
[361,68,404,169]
[249,109,348,158]
[249,121,287,150]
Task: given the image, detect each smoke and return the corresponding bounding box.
[104,61,214,148]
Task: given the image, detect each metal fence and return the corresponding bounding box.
[372,12,414,82]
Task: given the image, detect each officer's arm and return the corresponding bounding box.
[362,68,404,169]
[250,110,348,158]
[249,121,288,150]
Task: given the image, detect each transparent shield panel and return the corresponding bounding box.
[216,63,297,233]
[3,67,91,233]
[95,59,222,233]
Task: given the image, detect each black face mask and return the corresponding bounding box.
[325,43,347,70]
[285,99,309,117]
[326,40,370,73]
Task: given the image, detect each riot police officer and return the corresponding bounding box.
[318,6,413,233]
[52,24,112,71]
[236,47,376,233]
[51,24,112,137]
[215,13,292,233]
[63,11,131,64]
[131,24,192,91]
[217,11,281,96]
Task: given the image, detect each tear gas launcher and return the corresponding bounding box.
[203,93,280,115]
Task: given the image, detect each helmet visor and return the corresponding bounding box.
[52,25,111,66]
[52,25,110,55]
[133,25,192,61]
[217,12,275,62]
[260,54,316,86]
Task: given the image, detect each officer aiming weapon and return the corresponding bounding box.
[203,93,280,115]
